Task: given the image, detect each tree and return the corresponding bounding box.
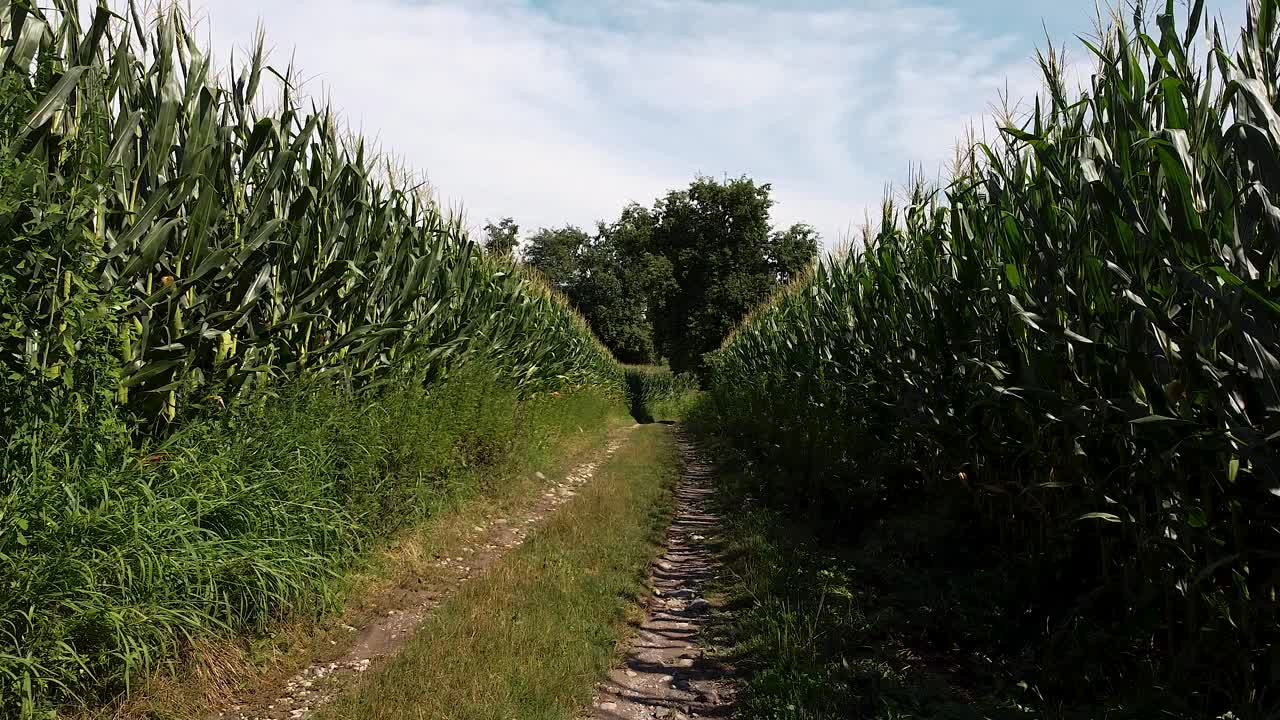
[768,223,820,284]
[610,204,676,308]
[648,176,817,377]
[524,225,588,290]
[576,209,672,364]
[524,222,662,364]
[518,177,817,373]
[482,217,520,258]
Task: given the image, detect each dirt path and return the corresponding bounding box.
[586,429,735,720]
[214,428,636,720]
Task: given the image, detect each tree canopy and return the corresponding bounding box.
[649,176,817,375]
[482,217,520,258]
[508,175,818,374]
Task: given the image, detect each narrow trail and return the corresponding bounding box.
[586,429,735,720]
[214,427,636,720]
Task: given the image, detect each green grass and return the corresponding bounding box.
[710,449,1111,720]
[2,367,623,717]
[622,366,700,423]
[319,423,680,720]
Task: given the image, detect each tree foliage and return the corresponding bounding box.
[524,222,659,364]
[521,177,817,371]
[524,225,588,291]
[649,176,817,376]
[482,217,520,258]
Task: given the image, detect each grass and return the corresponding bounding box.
[3,366,623,717]
[622,366,700,424]
[711,452,1070,720]
[92,386,630,720]
[318,423,681,720]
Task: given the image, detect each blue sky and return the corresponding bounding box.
[195,0,1247,249]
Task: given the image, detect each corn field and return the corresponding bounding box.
[0,0,619,715]
[0,0,617,454]
[708,1,1278,715]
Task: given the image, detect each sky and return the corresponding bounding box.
[189,0,1247,249]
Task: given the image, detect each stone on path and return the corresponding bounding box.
[583,430,734,719]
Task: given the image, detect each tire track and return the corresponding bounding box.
[586,429,734,720]
[214,428,637,720]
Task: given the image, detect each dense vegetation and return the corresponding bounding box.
[622,365,700,424]
[0,1,621,715]
[702,2,1279,717]
[501,176,819,372]
[7,0,1279,717]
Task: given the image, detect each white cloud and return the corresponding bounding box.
[179,0,1231,249]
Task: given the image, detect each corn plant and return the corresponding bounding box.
[708,1,1279,715]
[0,0,618,460]
[0,0,620,715]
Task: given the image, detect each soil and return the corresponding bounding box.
[585,430,735,720]
[212,428,636,720]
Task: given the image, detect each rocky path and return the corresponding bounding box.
[586,430,734,720]
[213,428,636,720]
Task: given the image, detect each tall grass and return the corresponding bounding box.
[622,365,699,423]
[706,1,1279,715]
[1,369,621,717]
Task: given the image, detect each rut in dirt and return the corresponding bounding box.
[587,429,734,720]
[214,429,635,720]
